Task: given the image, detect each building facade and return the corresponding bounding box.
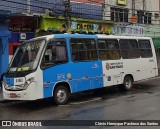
[104,0,160,36]
[104,0,160,68]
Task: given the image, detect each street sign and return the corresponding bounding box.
[130,16,138,23]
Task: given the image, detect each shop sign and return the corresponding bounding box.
[40,18,113,34]
[20,33,26,40]
[9,16,35,32]
[19,33,27,42]
[117,0,127,5]
[9,27,34,32]
[70,21,112,33]
[112,25,145,36]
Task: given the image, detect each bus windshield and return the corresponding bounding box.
[8,39,45,73]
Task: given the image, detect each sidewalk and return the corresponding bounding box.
[0,87,3,101]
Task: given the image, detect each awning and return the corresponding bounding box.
[153,38,160,48]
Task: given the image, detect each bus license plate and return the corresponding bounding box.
[10,93,17,98]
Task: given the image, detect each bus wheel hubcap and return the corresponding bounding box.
[57,90,66,102]
[126,79,131,88]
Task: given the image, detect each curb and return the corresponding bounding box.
[0,100,14,104]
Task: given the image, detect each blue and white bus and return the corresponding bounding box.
[2,34,158,104]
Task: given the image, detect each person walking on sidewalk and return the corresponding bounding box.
[0,73,4,92]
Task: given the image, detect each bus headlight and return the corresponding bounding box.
[23,77,35,90]
[2,81,9,90]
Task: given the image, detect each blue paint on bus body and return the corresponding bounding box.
[42,34,104,98]
[3,77,14,86]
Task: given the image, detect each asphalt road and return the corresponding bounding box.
[0,77,160,129]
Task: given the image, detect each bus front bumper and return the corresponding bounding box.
[3,82,37,100]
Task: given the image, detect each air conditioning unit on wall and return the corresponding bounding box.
[155,13,159,19]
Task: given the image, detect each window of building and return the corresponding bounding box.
[138,40,153,58]
[98,39,120,60]
[111,7,114,21]
[111,7,129,22]
[70,38,98,61]
[119,39,140,59]
[144,13,152,24]
[137,11,152,24]
[137,11,144,24]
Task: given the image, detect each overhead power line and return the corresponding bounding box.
[1,0,160,28]
[0,0,155,19]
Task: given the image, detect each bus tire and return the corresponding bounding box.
[119,75,133,91]
[53,85,69,105]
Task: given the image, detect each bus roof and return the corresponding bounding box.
[97,34,152,40]
[30,34,152,41]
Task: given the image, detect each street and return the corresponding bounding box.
[0,77,160,129]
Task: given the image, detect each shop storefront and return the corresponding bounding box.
[8,16,36,62]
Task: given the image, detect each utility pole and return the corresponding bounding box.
[142,0,145,24]
[132,0,135,15]
[27,0,31,14]
[64,0,71,33]
[102,0,106,20]
[143,0,145,11]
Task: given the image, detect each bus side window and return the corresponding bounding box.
[107,40,120,60]
[119,39,140,59]
[98,39,107,60]
[138,40,153,58]
[98,39,120,60]
[70,38,98,62]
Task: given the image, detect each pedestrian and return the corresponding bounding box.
[0,73,4,92]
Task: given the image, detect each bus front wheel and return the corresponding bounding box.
[54,85,69,105]
[119,75,133,91]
